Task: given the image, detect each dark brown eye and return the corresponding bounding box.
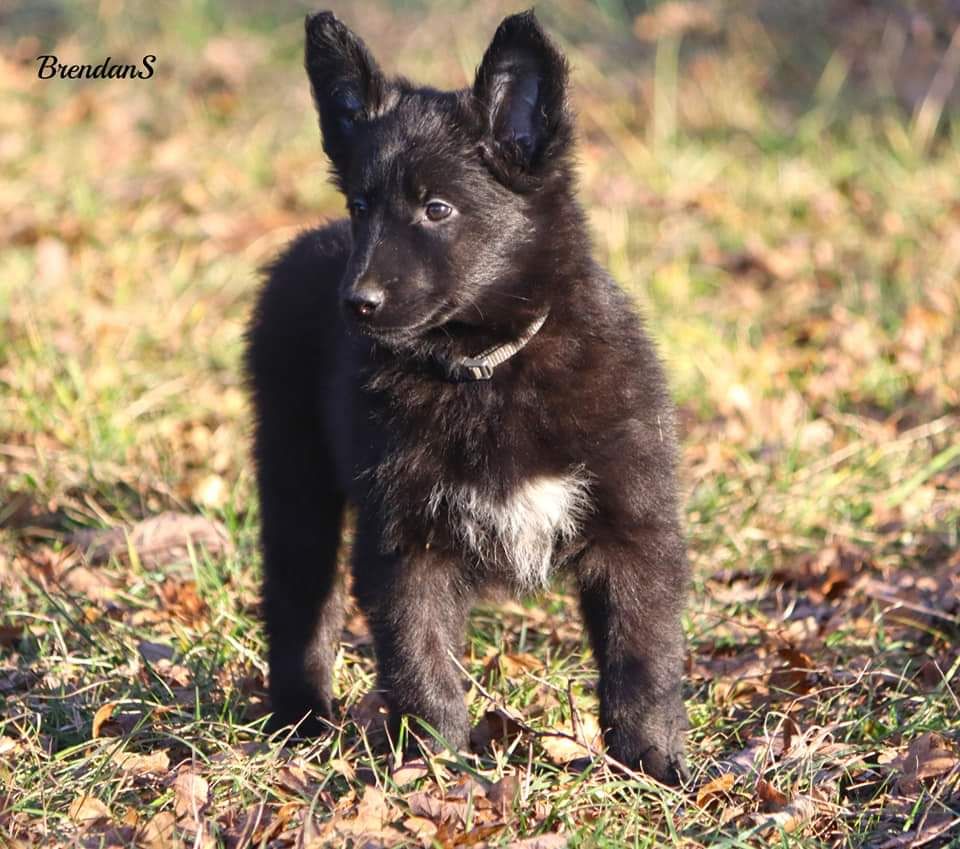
[348,198,368,217]
[425,200,453,222]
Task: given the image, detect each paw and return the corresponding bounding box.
[632,741,689,786]
[605,717,689,786]
[266,692,336,739]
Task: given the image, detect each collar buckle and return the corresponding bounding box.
[459,357,495,381]
[441,309,550,383]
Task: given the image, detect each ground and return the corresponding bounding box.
[1,1,959,847]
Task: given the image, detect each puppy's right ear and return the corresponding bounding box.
[304,11,384,180]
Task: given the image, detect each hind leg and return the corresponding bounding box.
[352,523,473,752]
[251,368,346,733]
[260,485,345,735]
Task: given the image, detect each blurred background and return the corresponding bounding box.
[1,2,959,846]
[2,0,959,521]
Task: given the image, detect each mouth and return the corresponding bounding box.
[350,304,457,346]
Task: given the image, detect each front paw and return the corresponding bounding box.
[266,689,335,738]
[606,717,689,786]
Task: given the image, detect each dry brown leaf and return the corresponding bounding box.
[540,734,590,765]
[506,834,567,849]
[445,773,489,802]
[68,795,111,825]
[158,578,207,624]
[405,790,445,823]
[320,790,404,847]
[457,822,508,846]
[155,661,192,688]
[540,715,601,765]
[61,564,114,599]
[483,652,543,685]
[488,774,521,817]
[769,647,817,696]
[91,708,146,739]
[403,815,438,841]
[695,772,736,808]
[138,810,177,849]
[406,789,468,827]
[755,777,789,811]
[875,811,960,849]
[277,764,315,797]
[893,732,958,794]
[173,770,209,821]
[712,664,767,704]
[392,756,430,786]
[470,709,526,753]
[76,823,138,847]
[349,690,390,734]
[328,757,357,782]
[756,795,817,835]
[222,803,275,847]
[91,702,117,739]
[113,749,170,777]
[70,512,232,567]
[350,786,391,834]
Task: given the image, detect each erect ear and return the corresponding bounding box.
[473,10,572,186]
[304,11,384,179]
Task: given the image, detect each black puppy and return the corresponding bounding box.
[246,9,689,784]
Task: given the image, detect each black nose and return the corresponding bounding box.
[345,285,384,321]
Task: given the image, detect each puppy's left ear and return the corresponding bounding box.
[473,10,572,185]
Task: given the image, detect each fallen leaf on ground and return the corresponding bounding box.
[696,772,736,808]
[483,651,543,685]
[348,690,390,734]
[768,647,817,696]
[158,578,207,623]
[406,789,468,827]
[138,810,177,849]
[755,777,789,811]
[892,732,958,794]
[61,564,115,599]
[755,795,818,835]
[488,774,521,817]
[328,786,394,836]
[403,815,438,841]
[68,795,111,825]
[113,749,170,777]
[277,764,315,798]
[392,756,430,785]
[506,834,567,849]
[470,708,526,753]
[173,769,209,820]
[91,702,117,738]
[875,812,960,848]
[540,714,601,765]
[70,512,232,567]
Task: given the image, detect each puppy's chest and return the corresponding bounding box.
[427,470,592,589]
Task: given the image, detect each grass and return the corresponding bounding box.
[1,1,959,846]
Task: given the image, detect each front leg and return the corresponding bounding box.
[353,534,474,753]
[578,528,689,785]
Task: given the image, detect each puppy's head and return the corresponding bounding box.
[304,10,574,342]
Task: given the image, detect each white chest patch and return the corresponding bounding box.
[427,471,592,590]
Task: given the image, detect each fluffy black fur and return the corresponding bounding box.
[246,9,690,784]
